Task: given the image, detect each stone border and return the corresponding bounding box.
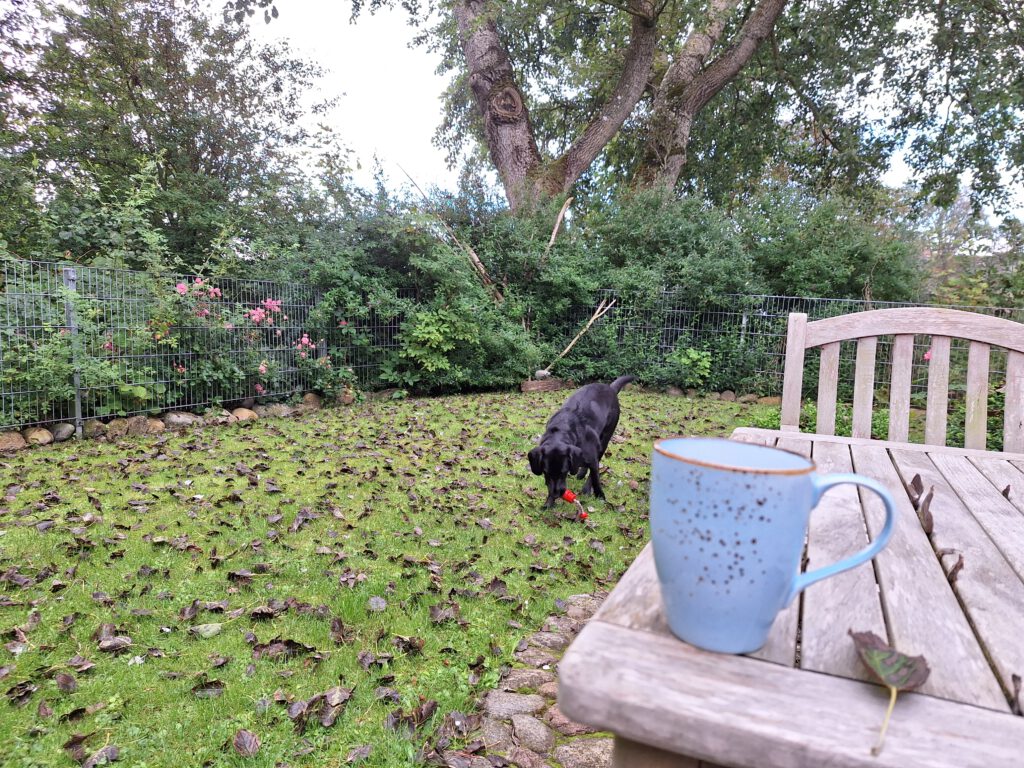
[0,390,356,452]
[477,593,613,768]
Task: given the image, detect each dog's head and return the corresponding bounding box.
[529,443,583,507]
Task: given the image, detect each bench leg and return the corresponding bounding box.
[611,736,705,767]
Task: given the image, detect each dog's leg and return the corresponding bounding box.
[581,463,604,499]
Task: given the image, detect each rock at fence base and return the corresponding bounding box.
[0,431,28,451]
[483,691,546,719]
[720,390,737,402]
[738,393,759,403]
[146,418,165,434]
[705,391,721,400]
[51,423,76,442]
[241,397,255,409]
[203,409,236,426]
[126,415,149,436]
[665,386,684,397]
[232,408,258,421]
[301,392,322,409]
[338,388,356,406]
[23,427,53,445]
[757,395,782,406]
[106,418,129,438]
[511,715,555,754]
[552,738,613,768]
[163,412,201,429]
[685,388,698,398]
[264,404,293,418]
[83,420,106,438]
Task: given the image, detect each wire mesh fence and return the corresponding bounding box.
[0,259,400,431]
[563,290,1024,394]
[560,291,1023,444]
[2,257,1022,435]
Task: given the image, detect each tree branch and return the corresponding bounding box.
[682,0,789,116]
[560,4,660,187]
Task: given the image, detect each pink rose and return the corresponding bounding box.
[924,349,932,361]
[175,283,188,295]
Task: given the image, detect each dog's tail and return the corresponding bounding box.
[609,375,636,393]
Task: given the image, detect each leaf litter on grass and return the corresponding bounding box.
[0,390,765,766]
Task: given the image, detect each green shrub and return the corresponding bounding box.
[664,346,713,389]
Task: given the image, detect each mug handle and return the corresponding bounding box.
[785,472,898,605]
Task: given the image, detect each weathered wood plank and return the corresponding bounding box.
[928,452,1024,583]
[592,543,670,637]
[887,334,914,443]
[891,449,1024,702]
[851,337,877,439]
[816,342,841,436]
[731,430,776,447]
[559,620,1024,768]
[730,428,1024,461]
[925,336,951,446]
[964,341,991,450]
[800,440,886,682]
[781,313,808,430]
[849,443,1007,709]
[968,456,1024,516]
[1005,350,1024,453]
[804,307,1024,353]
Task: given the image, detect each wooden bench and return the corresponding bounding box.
[780,307,1024,451]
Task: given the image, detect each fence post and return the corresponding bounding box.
[62,267,84,440]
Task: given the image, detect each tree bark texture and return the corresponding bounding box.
[454,0,786,207]
[453,0,544,212]
[454,0,659,211]
[643,0,790,188]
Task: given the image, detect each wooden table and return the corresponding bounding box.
[557,428,1024,768]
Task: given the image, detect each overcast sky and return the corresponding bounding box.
[249,2,459,193]
[249,1,1022,219]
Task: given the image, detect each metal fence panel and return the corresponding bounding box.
[2,256,1021,434]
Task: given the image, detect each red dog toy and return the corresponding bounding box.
[562,490,588,521]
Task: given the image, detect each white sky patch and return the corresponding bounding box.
[248,1,459,193]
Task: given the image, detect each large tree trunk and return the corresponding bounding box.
[641,0,789,189]
[453,0,545,212]
[454,0,659,211]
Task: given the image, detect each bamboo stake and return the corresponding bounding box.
[539,196,573,270]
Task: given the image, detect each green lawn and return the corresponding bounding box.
[0,390,773,768]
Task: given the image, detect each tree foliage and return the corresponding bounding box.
[1,0,342,269]
[296,0,1024,213]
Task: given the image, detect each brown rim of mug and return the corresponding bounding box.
[653,437,815,476]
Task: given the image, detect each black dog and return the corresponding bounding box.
[528,376,635,507]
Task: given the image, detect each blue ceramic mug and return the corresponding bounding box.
[650,437,897,654]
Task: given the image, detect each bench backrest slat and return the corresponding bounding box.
[781,308,1024,451]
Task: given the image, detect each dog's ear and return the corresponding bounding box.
[528,447,544,476]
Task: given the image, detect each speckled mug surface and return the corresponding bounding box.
[650,437,897,654]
